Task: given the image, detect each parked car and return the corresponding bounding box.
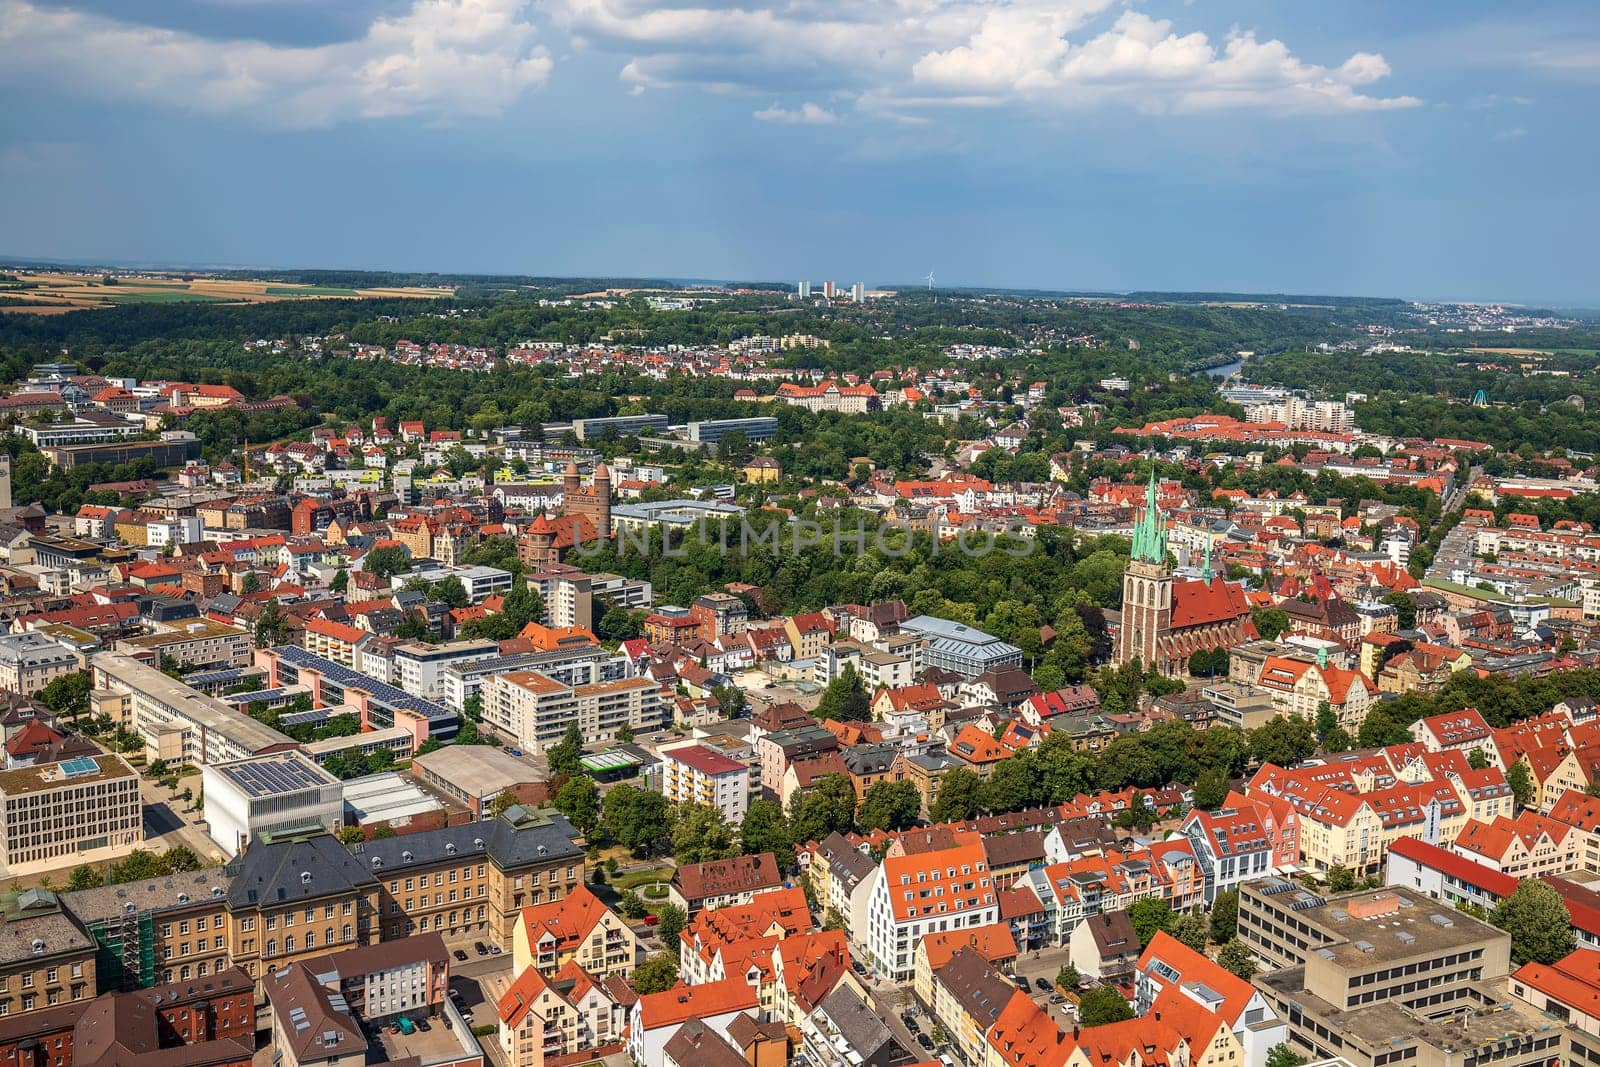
[1034,978,1052,992]
[473,941,489,956]
[905,1018,920,1035]
[448,988,463,1003]
[387,1023,401,1035]
[452,949,468,962]
[416,1018,431,1032]
[461,1010,474,1024]
[917,1035,934,1051]
[643,914,660,926]
[508,749,523,757]
[489,944,502,955]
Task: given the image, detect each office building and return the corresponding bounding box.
[391,639,500,702]
[201,751,344,858]
[683,417,778,446]
[21,413,142,449]
[261,646,459,742]
[41,434,202,471]
[0,754,141,870]
[798,280,811,299]
[91,652,298,766]
[436,643,619,714]
[1241,881,1560,1067]
[898,615,1024,679]
[608,498,746,534]
[570,414,669,441]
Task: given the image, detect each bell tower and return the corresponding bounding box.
[1115,470,1174,670]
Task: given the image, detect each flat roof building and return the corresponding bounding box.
[1241,880,1560,1067]
[898,615,1023,679]
[0,754,142,871]
[201,751,343,858]
[410,745,544,816]
[91,651,298,766]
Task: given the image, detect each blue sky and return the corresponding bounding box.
[1,0,1596,304]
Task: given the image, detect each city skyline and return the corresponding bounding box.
[2,0,1597,304]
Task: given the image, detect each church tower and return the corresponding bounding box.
[1114,471,1174,670]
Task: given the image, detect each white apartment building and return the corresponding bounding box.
[0,754,142,868]
[391,640,500,702]
[659,744,749,823]
[482,670,665,753]
[863,842,999,982]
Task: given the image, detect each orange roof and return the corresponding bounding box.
[1511,950,1600,1021]
[636,977,758,1030]
[986,990,1073,1067]
[1148,987,1229,1053]
[517,885,615,954]
[498,964,553,1028]
[949,724,1011,765]
[1137,932,1260,1027]
[1075,1015,1187,1067]
[777,930,850,1013]
[502,670,569,695]
[1169,576,1253,629]
[519,621,599,651]
[881,843,993,923]
[304,616,367,645]
[919,923,1017,970]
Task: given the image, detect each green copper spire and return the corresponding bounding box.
[1202,537,1213,580]
[1131,469,1168,564]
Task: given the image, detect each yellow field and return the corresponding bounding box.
[1463,346,1553,356]
[0,272,454,314]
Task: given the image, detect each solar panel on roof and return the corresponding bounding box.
[273,646,452,724]
[60,756,99,778]
[222,755,327,798]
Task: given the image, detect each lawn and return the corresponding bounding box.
[609,865,675,891]
[265,285,361,296]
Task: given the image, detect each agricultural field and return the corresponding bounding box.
[0,271,453,313]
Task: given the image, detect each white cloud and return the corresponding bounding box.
[753,101,837,125]
[555,0,1419,117]
[0,0,552,127]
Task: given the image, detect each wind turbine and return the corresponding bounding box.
[925,271,935,291]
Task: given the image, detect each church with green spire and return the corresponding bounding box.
[1113,469,1256,675]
